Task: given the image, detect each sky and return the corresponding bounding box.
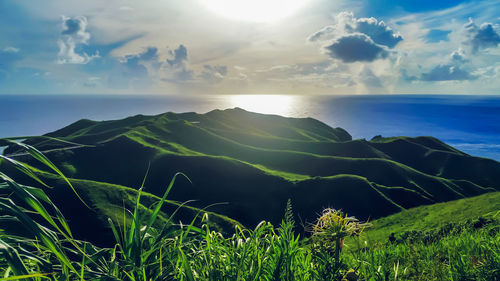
[0,0,499,95]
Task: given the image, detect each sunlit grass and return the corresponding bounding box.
[0,138,499,280]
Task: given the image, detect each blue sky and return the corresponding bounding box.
[0,0,499,95]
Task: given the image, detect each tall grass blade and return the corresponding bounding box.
[0,197,80,278]
[144,172,190,239]
[178,247,195,281]
[0,172,73,239]
[0,155,49,188]
[0,273,52,280]
[3,139,90,209]
[0,239,29,277]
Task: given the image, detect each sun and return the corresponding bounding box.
[200,0,310,22]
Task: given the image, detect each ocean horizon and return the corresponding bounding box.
[1,94,500,161]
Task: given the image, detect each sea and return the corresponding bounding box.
[1,94,500,161]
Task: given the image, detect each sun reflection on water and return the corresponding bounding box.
[227,95,299,116]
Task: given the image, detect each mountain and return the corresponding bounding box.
[4,108,500,239]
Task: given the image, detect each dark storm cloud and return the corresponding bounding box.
[324,34,389,63]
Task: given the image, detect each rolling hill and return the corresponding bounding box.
[359,191,500,242]
[3,108,500,242]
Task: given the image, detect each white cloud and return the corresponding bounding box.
[57,16,99,64]
[463,18,500,53]
[309,12,401,63]
[309,12,403,48]
[2,46,20,53]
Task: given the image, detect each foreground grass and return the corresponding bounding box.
[346,219,499,280]
[1,140,499,280]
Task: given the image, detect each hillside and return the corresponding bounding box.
[4,108,500,237]
[0,163,240,246]
[359,191,500,242]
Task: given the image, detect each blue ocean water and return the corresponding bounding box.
[1,94,499,161]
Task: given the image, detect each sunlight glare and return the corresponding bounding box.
[229,95,296,116]
[200,0,309,22]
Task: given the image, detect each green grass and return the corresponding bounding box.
[4,108,500,246]
[360,191,500,242]
[1,142,499,280]
[2,110,500,280]
[345,226,499,281]
[341,192,500,280]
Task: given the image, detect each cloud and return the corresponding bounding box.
[324,34,390,63]
[309,12,401,63]
[162,45,228,84]
[353,17,403,48]
[108,47,158,89]
[131,46,159,61]
[450,48,467,63]
[83,77,101,88]
[162,44,193,83]
[161,68,193,83]
[199,65,227,83]
[401,69,418,82]
[416,48,476,82]
[252,61,357,89]
[308,26,336,42]
[121,46,161,70]
[120,48,155,74]
[359,67,383,87]
[2,46,20,53]
[57,16,99,64]
[0,47,23,68]
[108,44,227,88]
[463,19,500,53]
[420,64,476,81]
[167,44,188,67]
[309,12,403,48]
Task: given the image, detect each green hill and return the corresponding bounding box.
[360,191,500,242]
[0,163,240,247]
[4,108,500,243]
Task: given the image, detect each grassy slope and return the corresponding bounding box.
[0,163,239,246]
[6,108,500,234]
[360,191,500,242]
